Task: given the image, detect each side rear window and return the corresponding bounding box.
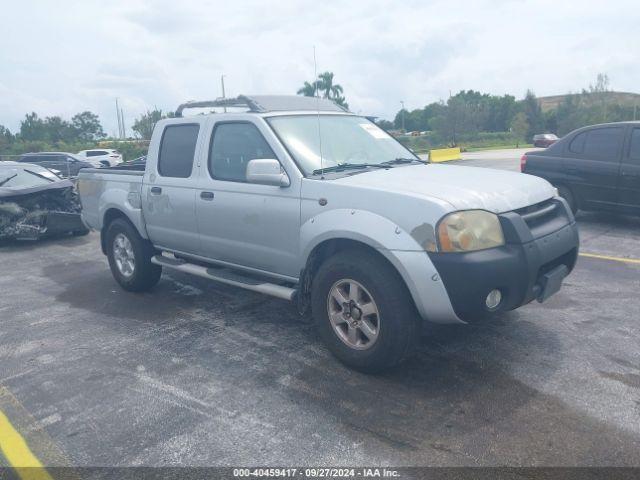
[569,132,586,154]
[87,150,106,157]
[629,128,640,162]
[158,124,199,178]
[209,122,277,182]
[582,127,623,160]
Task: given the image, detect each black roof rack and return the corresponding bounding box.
[175,95,349,117]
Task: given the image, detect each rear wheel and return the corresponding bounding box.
[557,185,577,214]
[106,218,161,292]
[311,249,419,372]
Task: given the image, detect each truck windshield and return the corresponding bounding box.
[267,115,419,176]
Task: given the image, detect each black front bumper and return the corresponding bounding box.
[428,198,579,320]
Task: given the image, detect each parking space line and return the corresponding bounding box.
[0,410,52,480]
[579,252,640,265]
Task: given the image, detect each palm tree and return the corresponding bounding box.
[296,81,318,97]
[333,95,349,109]
[316,72,344,101]
[296,72,349,109]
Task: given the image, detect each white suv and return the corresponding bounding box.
[77,149,123,167]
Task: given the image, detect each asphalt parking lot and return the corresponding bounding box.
[1,152,639,468]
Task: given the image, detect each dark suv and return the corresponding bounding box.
[18,152,93,178]
[521,122,640,215]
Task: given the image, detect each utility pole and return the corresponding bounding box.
[400,100,405,132]
[120,108,126,138]
[221,75,227,113]
[115,98,122,139]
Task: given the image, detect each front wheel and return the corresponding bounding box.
[106,218,161,292]
[311,249,419,372]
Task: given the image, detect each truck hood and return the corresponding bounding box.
[333,164,556,213]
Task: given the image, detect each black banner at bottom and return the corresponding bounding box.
[2,467,640,480]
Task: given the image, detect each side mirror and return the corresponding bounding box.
[246,159,290,187]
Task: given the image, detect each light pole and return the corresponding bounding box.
[400,101,405,132]
[221,75,227,112]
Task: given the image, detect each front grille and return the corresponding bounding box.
[515,198,557,227]
[514,198,568,238]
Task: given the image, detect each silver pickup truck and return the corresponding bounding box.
[78,95,579,371]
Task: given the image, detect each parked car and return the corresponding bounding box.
[77,149,123,167]
[17,152,93,178]
[533,133,559,148]
[0,162,89,240]
[78,95,579,372]
[522,121,640,215]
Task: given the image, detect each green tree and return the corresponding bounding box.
[132,109,165,140]
[589,73,610,94]
[296,71,349,109]
[43,116,74,143]
[316,72,343,101]
[72,111,106,141]
[296,81,318,97]
[20,112,47,141]
[522,90,544,141]
[485,95,516,131]
[375,119,394,131]
[510,112,529,147]
[0,125,13,153]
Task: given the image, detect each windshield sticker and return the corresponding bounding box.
[359,123,389,139]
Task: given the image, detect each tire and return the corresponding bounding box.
[105,218,161,292]
[557,185,577,214]
[311,249,420,373]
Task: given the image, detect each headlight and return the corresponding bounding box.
[437,210,505,252]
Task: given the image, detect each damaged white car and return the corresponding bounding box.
[0,162,89,240]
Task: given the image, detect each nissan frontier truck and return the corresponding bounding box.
[78,95,579,371]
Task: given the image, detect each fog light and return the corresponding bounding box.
[485,289,502,310]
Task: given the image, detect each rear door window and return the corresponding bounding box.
[582,127,623,160]
[158,124,200,178]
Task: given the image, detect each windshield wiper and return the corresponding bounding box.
[0,174,17,187]
[312,163,390,175]
[381,157,427,166]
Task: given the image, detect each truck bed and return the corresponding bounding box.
[77,168,145,234]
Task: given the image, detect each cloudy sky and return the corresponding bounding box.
[1,0,639,135]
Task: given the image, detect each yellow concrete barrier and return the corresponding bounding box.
[429,147,462,163]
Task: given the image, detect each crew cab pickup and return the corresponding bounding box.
[78,95,579,371]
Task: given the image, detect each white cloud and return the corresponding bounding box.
[1,0,639,134]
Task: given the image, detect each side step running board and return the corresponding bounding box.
[151,255,297,301]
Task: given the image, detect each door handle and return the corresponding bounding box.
[150,186,162,195]
[200,191,215,200]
